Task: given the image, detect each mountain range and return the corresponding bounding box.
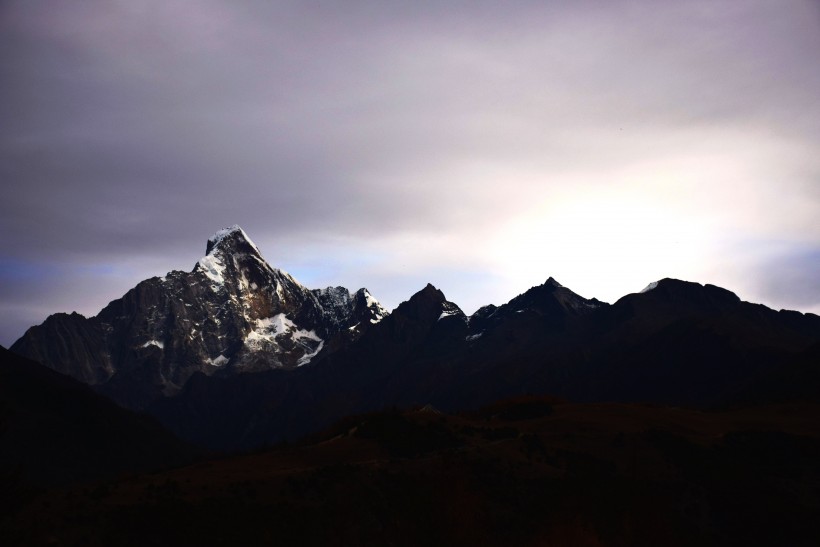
[4,225,820,546]
[10,225,820,451]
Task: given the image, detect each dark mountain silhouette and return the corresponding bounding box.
[148,277,820,451]
[0,346,197,488]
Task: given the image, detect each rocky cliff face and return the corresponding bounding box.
[11,225,387,407]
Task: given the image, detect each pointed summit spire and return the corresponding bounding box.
[545,277,563,288]
[391,283,457,323]
[205,225,262,257]
[196,225,269,286]
[413,283,446,303]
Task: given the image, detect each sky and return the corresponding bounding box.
[2,0,820,347]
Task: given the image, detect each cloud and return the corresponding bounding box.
[755,248,820,311]
[1,0,819,344]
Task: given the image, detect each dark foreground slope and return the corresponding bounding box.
[5,398,820,547]
[0,347,198,489]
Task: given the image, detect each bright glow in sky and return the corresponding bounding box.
[1,0,819,346]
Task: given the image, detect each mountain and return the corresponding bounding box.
[0,346,197,488]
[10,227,820,452]
[148,282,476,449]
[11,225,387,408]
[440,278,820,408]
[149,278,820,451]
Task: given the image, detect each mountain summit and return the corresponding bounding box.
[11,226,388,408]
[204,224,261,256]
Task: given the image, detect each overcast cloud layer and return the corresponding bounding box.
[2,0,820,346]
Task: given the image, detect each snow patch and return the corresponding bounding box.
[141,340,164,349]
[296,340,324,366]
[365,291,388,322]
[641,281,659,293]
[364,289,379,308]
[438,302,465,321]
[244,314,324,352]
[466,333,483,342]
[197,254,226,285]
[205,354,229,367]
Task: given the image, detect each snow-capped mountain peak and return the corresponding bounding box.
[11,226,390,407]
[196,225,271,287]
[205,224,262,257]
[358,288,388,323]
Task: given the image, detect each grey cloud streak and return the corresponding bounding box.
[2,0,820,345]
